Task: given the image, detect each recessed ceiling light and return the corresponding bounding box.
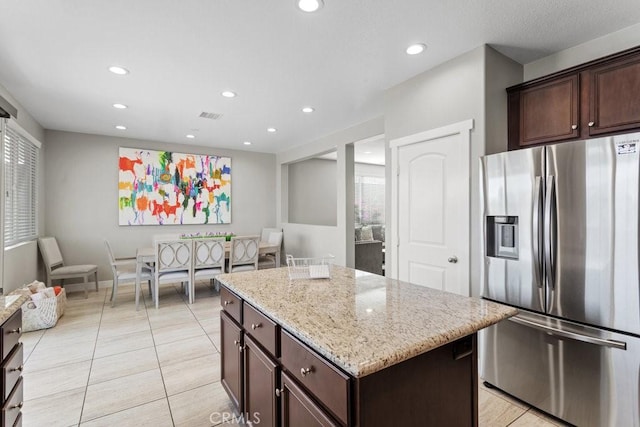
[221,91,237,98]
[364,151,372,154]
[186,134,196,139]
[406,43,427,55]
[297,0,323,12]
[243,141,252,146]
[267,127,277,133]
[108,66,129,75]
[115,125,127,130]
[302,107,315,113]
[113,103,128,109]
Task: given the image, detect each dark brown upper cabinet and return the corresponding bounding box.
[508,46,640,150]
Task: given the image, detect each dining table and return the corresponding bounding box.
[135,241,282,310]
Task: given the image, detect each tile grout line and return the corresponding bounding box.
[147,285,180,427]
[76,288,109,426]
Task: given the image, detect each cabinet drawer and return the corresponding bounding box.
[243,303,278,357]
[1,311,21,361]
[220,287,242,324]
[2,343,23,401]
[2,376,22,427]
[280,331,350,426]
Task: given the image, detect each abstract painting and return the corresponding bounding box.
[118,147,231,225]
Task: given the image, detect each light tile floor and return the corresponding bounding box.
[20,282,570,427]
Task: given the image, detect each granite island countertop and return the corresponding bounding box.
[216,265,516,378]
[0,294,29,324]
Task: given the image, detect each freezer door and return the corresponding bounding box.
[546,133,640,334]
[480,147,545,312]
[480,311,640,427]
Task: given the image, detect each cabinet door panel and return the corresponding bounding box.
[221,311,243,412]
[520,75,579,146]
[281,372,338,427]
[244,335,278,427]
[589,54,640,135]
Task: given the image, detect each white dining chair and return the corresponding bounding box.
[105,239,154,307]
[154,239,193,308]
[192,237,226,295]
[38,236,98,298]
[260,227,281,243]
[228,235,260,273]
[258,231,283,269]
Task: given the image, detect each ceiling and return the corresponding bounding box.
[1,1,639,154]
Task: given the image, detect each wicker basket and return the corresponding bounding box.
[13,282,67,332]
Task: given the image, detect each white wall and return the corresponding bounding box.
[524,22,640,80]
[277,118,384,267]
[44,130,276,281]
[0,83,46,293]
[288,158,337,226]
[383,45,521,296]
[383,46,484,296]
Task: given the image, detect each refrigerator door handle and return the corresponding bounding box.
[544,176,556,289]
[508,316,627,350]
[532,176,543,288]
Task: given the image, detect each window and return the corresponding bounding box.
[3,120,40,247]
[355,175,385,225]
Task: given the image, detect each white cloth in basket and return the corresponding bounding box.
[16,281,67,332]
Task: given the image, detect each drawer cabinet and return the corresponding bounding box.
[0,310,22,427]
[280,331,349,425]
[220,287,242,324]
[243,303,278,357]
[2,378,22,427]
[508,46,640,149]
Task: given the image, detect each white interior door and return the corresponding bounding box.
[391,120,472,296]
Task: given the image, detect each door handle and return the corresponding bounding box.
[447,256,458,264]
[532,176,543,289]
[508,316,626,350]
[544,176,556,290]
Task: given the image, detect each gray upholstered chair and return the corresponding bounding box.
[192,237,226,294]
[228,235,260,273]
[154,239,193,308]
[105,239,153,307]
[38,237,98,298]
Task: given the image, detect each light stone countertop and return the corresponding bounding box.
[0,294,29,324]
[216,265,517,378]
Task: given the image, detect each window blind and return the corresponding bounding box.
[3,121,39,247]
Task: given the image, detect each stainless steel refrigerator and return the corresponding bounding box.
[479,132,640,427]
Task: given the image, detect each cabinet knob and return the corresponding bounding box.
[9,328,21,334]
[9,402,22,410]
[238,345,245,353]
[223,300,232,306]
[571,124,578,130]
[251,323,262,330]
[10,365,23,373]
[233,339,240,346]
[447,256,458,264]
[300,367,313,377]
[275,388,283,397]
[588,121,595,127]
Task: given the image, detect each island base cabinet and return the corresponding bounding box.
[281,372,338,427]
[244,335,279,427]
[355,334,478,427]
[221,311,243,413]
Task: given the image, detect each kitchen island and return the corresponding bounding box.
[216,266,516,427]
